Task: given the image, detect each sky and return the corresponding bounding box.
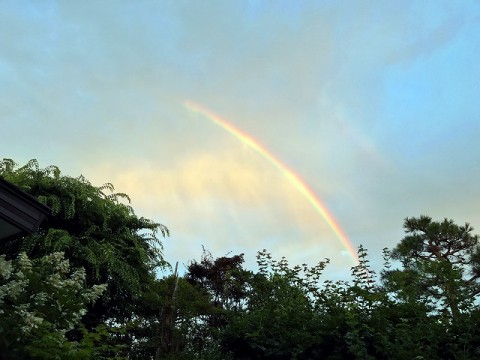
[1,0,480,278]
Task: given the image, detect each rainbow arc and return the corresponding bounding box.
[184,101,358,264]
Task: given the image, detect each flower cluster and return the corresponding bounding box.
[0,252,107,339]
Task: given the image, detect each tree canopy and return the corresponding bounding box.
[2,159,480,359]
[0,159,170,358]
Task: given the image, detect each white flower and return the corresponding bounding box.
[17,253,32,272]
[0,256,13,279]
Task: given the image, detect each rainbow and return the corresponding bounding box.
[184,101,359,264]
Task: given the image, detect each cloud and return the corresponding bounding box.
[85,146,338,232]
[82,144,356,268]
[386,4,466,64]
[2,0,480,276]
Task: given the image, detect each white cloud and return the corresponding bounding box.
[2,0,480,275]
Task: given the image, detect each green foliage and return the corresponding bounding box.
[0,159,169,357]
[220,251,327,359]
[386,215,480,320]
[130,274,223,360]
[181,250,252,359]
[0,252,109,359]
[3,158,480,359]
[191,219,480,360]
[187,250,250,309]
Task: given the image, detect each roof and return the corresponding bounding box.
[0,177,51,241]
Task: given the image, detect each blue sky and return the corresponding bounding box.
[2,0,480,278]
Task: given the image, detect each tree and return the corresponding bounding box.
[184,249,250,358]
[385,215,480,321]
[220,250,326,359]
[186,249,249,313]
[0,252,107,359]
[380,216,480,359]
[0,159,169,356]
[4,160,480,360]
[185,218,480,359]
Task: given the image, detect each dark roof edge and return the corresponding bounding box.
[0,177,52,216]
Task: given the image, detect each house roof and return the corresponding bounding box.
[0,177,51,241]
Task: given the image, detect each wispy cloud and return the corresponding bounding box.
[2,0,480,275]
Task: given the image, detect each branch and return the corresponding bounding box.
[466,273,480,284]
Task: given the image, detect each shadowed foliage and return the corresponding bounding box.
[2,159,480,359]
